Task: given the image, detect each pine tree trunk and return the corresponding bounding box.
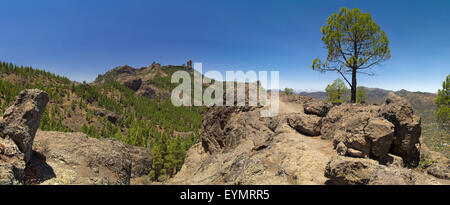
[351,68,357,103]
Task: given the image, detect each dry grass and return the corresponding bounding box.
[421,123,449,159]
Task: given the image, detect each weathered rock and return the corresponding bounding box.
[2,129,152,185]
[287,113,321,136]
[347,148,366,158]
[172,94,448,185]
[325,155,379,185]
[379,92,421,166]
[200,106,268,153]
[320,104,380,140]
[0,136,25,185]
[420,145,450,179]
[123,77,142,92]
[127,145,153,178]
[0,89,49,164]
[93,63,170,99]
[32,131,152,185]
[171,102,334,185]
[368,165,441,185]
[112,65,135,75]
[137,84,157,98]
[365,118,395,158]
[325,155,442,185]
[336,142,347,156]
[379,154,404,167]
[332,112,394,159]
[303,101,331,117]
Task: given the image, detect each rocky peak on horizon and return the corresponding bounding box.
[92,61,196,99]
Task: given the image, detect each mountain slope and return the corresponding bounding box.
[0,61,206,180]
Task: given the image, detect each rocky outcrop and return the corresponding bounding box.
[420,145,450,179]
[0,89,49,164]
[303,101,331,117]
[32,131,151,185]
[123,77,142,92]
[325,155,379,185]
[287,113,321,136]
[0,89,152,185]
[171,93,447,185]
[0,136,25,185]
[321,93,422,167]
[320,104,380,140]
[171,96,335,185]
[93,62,170,99]
[127,145,153,178]
[379,92,421,167]
[332,112,395,158]
[325,155,442,185]
[200,106,270,153]
[0,130,153,185]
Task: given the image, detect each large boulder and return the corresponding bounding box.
[332,109,395,159]
[286,113,321,136]
[200,106,270,153]
[325,155,379,185]
[420,145,450,179]
[365,118,395,158]
[0,89,49,164]
[0,136,25,185]
[127,145,153,178]
[303,101,332,117]
[171,101,334,185]
[379,92,421,166]
[32,131,140,185]
[320,104,380,140]
[325,155,442,185]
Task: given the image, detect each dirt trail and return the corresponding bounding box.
[270,97,335,184]
[267,97,334,155]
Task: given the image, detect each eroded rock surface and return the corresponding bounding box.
[379,92,421,167]
[287,113,322,136]
[0,89,49,164]
[333,113,395,158]
[93,62,170,99]
[171,96,336,185]
[0,136,25,185]
[33,131,145,185]
[303,101,332,117]
[325,155,443,185]
[420,145,450,179]
[171,93,448,185]
[0,89,152,185]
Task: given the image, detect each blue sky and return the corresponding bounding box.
[0,0,449,92]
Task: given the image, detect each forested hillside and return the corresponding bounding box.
[0,61,206,181]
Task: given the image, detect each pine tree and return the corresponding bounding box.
[436,75,449,126]
[356,86,367,104]
[325,79,349,103]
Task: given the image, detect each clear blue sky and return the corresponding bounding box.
[1,0,449,92]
